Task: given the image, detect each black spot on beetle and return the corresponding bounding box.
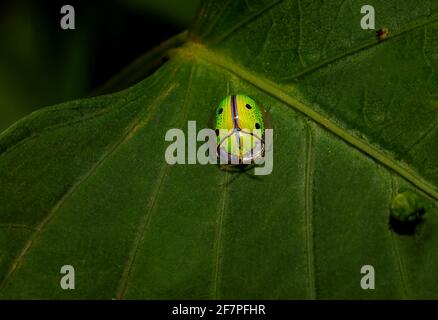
[246,104,252,109]
[255,123,260,129]
[218,108,223,114]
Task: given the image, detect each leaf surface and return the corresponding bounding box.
[0,0,438,299]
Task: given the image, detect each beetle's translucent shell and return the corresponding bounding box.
[214,95,266,164]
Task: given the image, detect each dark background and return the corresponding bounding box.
[0,0,200,132]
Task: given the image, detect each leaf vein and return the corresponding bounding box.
[282,13,438,81]
[180,43,438,201]
[304,123,316,299]
[210,80,233,300]
[0,65,181,292]
[207,0,284,45]
[0,224,35,232]
[116,64,195,299]
[389,175,409,298]
[211,171,228,300]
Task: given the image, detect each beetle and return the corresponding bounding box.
[214,94,266,164]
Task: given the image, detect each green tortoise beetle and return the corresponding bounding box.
[213,94,269,165]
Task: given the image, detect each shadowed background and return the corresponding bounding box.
[0,0,200,132]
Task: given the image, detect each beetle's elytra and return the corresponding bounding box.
[214,95,266,164]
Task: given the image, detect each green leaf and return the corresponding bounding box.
[1,0,438,299]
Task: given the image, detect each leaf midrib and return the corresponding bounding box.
[172,42,438,202]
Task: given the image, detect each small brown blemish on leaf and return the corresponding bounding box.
[376,28,389,41]
[389,190,425,235]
